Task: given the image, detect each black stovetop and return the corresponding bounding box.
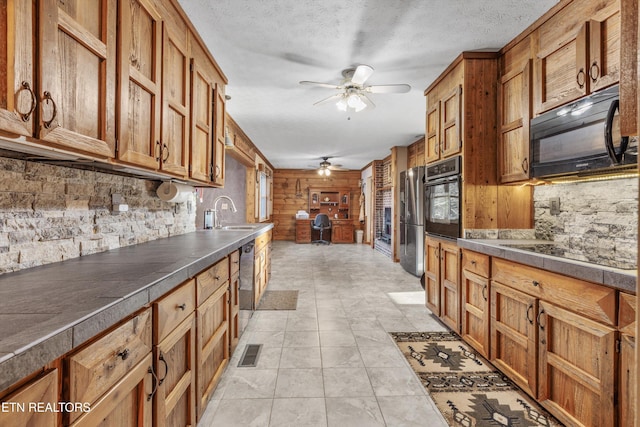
[504,243,637,271]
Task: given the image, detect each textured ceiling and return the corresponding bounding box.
[178,0,558,170]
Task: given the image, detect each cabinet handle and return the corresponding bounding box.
[435,142,439,155]
[521,157,529,174]
[177,303,186,311]
[16,81,37,122]
[532,280,539,287]
[576,68,586,89]
[233,260,239,264]
[155,141,161,161]
[41,91,57,129]
[147,366,158,401]
[526,304,533,325]
[589,61,600,82]
[215,165,221,178]
[481,284,487,301]
[158,354,169,385]
[117,348,130,361]
[537,308,546,331]
[162,143,169,162]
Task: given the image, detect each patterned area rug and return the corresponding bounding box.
[391,331,563,427]
[256,290,298,310]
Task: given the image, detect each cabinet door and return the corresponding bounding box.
[535,21,588,113]
[439,241,460,332]
[619,334,635,427]
[159,20,189,177]
[537,301,616,427]
[196,284,229,418]
[211,85,226,186]
[498,59,531,183]
[424,237,440,316]
[189,56,214,183]
[0,369,58,427]
[460,269,490,357]
[440,85,462,158]
[587,12,621,92]
[71,354,154,427]
[117,0,163,169]
[155,314,196,427]
[38,0,117,158]
[229,271,240,354]
[0,0,36,137]
[425,102,440,163]
[490,281,537,397]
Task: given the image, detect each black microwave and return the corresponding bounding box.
[530,85,637,178]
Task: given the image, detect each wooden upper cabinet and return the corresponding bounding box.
[38,0,117,158]
[425,103,440,163]
[189,55,214,184]
[117,0,163,169]
[212,84,226,186]
[498,59,532,183]
[0,1,36,137]
[440,85,462,158]
[535,0,620,114]
[159,15,190,177]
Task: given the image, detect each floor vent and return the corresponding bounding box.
[238,344,262,367]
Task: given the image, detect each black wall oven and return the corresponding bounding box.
[424,156,461,239]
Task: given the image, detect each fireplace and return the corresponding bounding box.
[380,207,391,243]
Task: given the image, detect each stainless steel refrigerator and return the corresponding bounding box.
[399,166,425,276]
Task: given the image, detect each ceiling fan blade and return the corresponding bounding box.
[350,65,374,85]
[299,81,343,89]
[365,84,411,94]
[313,93,343,106]
[328,164,347,170]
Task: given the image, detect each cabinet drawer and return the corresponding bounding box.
[462,250,490,277]
[619,293,636,336]
[255,230,272,251]
[491,258,616,326]
[155,279,196,343]
[230,250,240,276]
[196,258,229,306]
[68,308,152,417]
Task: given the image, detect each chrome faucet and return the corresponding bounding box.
[212,195,238,228]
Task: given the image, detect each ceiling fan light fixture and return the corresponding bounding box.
[324,168,331,176]
[336,97,347,111]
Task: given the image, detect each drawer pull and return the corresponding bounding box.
[117,348,130,361]
[147,366,158,401]
[532,280,539,287]
[215,275,221,281]
[470,260,477,265]
[158,354,169,385]
[177,303,187,311]
[234,260,239,264]
[526,304,533,325]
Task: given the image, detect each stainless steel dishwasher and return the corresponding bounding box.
[238,241,255,334]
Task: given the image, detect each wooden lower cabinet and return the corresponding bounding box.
[461,268,490,358]
[71,355,154,427]
[0,369,59,427]
[619,334,635,427]
[331,220,354,243]
[196,282,229,419]
[537,301,616,427]
[490,281,537,397]
[154,313,196,427]
[424,236,460,332]
[295,219,312,243]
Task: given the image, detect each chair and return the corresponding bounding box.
[311,214,331,245]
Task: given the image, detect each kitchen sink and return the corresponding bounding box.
[220,224,262,231]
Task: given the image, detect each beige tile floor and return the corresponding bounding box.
[198,241,449,427]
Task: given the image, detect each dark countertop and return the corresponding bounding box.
[457,238,636,294]
[0,223,273,391]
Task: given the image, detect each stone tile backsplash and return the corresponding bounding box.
[533,177,638,268]
[0,157,195,274]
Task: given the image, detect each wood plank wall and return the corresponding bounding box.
[272,169,362,241]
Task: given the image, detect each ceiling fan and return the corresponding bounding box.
[299,64,411,112]
[310,157,346,176]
